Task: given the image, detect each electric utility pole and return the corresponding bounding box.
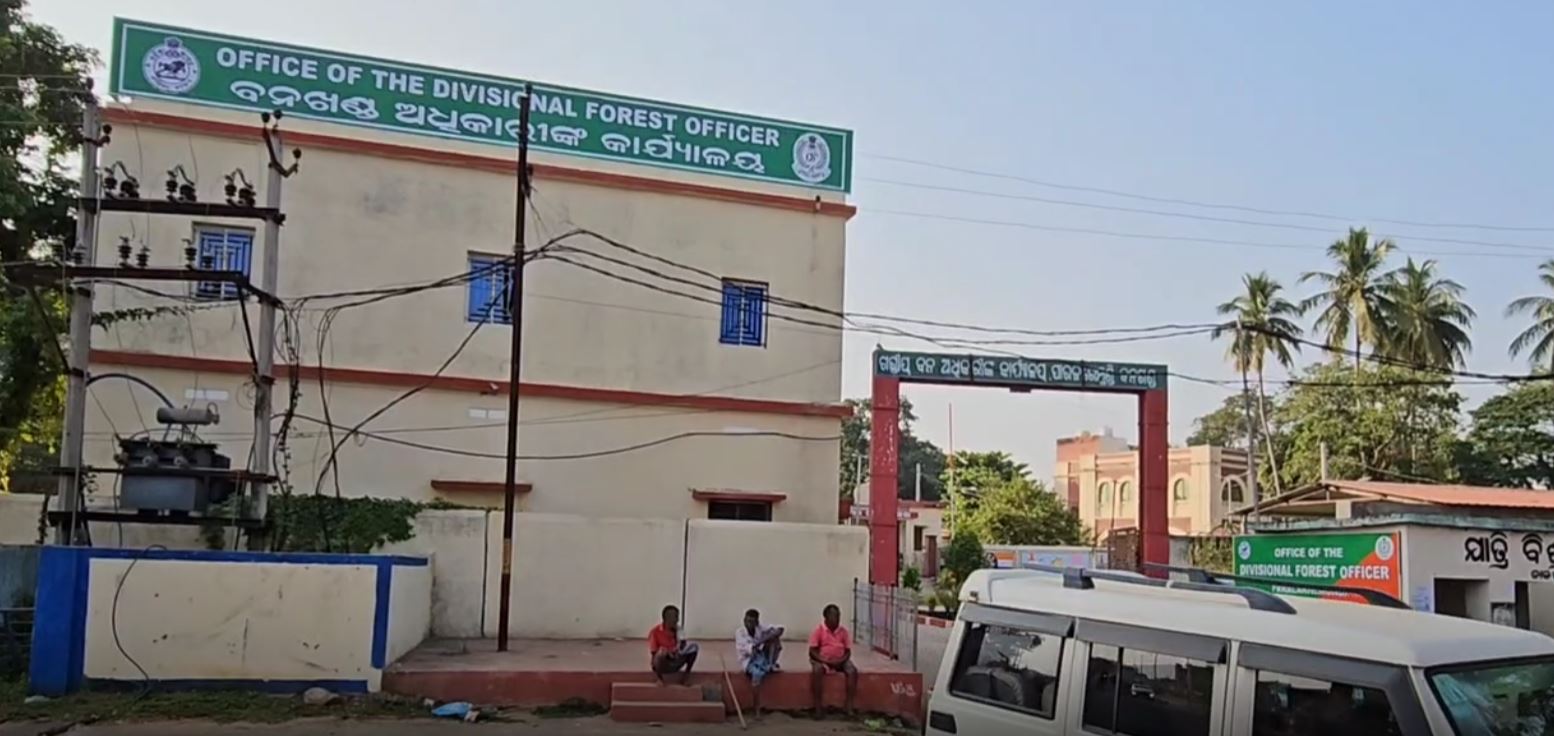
[497,84,533,653]
[250,114,294,530]
[56,100,103,544]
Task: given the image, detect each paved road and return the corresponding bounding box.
[915,619,951,691]
[0,715,890,736]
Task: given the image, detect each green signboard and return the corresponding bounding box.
[110,19,852,192]
[1234,532,1403,601]
[873,349,1167,392]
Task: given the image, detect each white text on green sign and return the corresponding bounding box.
[873,350,1166,391]
[111,19,852,192]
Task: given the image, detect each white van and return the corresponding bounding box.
[925,566,1554,735]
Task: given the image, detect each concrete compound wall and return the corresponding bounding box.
[29,547,430,696]
[467,512,867,641]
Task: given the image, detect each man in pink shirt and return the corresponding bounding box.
[807,603,858,717]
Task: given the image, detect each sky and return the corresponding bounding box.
[39,1,1554,479]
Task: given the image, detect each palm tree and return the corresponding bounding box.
[1507,259,1554,371]
[1379,258,1475,370]
[1300,228,1397,367]
[1211,272,1303,493]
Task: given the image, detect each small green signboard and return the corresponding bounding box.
[1233,532,1402,601]
[873,349,1167,392]
[110,19,852,192]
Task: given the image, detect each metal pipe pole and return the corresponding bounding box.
[56,101,101,545]
[250,127,284,526]
[497,84,533,652]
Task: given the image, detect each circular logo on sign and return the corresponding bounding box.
[1374,535,1395,562]
[791,132,832,184]
[1237,540,1252,561]
[141,37,200,95]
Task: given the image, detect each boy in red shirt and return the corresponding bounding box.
[807,603,858,717]
[648,604,698,684]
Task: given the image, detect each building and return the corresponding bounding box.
[1236,480,1554,637]
[1053,432,1249,538]
[80,20,855,526]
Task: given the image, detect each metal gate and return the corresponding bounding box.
[852,579,917,669]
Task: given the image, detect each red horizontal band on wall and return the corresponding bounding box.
[690,489,788,504]
[91,349,852,419]
[101,108,857,219]
[431,480,531,494]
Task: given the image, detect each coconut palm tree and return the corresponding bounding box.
[1507,259,1554,371]
[1379,258,1475,371]
[1300,228,1397,366]
[1211,272,1303,492]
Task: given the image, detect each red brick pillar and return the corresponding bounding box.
[1138,389,1170,576]
[869,375,901,586]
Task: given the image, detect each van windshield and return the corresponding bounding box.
[1428,657,1554,735]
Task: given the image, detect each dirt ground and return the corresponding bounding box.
[0,714,898,736]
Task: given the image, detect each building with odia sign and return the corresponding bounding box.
[70,18,870,642]
[1236,480,1554,638]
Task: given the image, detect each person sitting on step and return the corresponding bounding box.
[735,608,784,715]
[648,604,698,685]
[809,603,859,717]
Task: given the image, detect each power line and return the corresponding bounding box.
[864,153,1554,233]
[862,178,1554,253]
[861,208,1548,261]
[1239,323,1554,383]
[288,414,837,461]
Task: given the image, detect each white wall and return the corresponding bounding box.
[388,563,432,665]
[83,558,380,686]
[484,513,686,639]
[683,520,866,640]
[378,509,489,638]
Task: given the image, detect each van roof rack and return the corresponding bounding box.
[1144,563,1411,610]
[1019,563,1297,615]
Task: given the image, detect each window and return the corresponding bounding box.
[193,226,253,300]
[1120,481,1134,504]
[467,254,514,324]
[1221,479,1245,504]
[707,500,771,522]
[1172,479,1189,502]
[1083,643,1216,735]
[1098,482,1113,507]
[719,280,767,347]
[913,526,925,552]
[949,622,1064,719]
[1255,670,1401,736]
[1428,657,1554,736]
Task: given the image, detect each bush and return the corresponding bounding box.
[932,570,963,615]
[942,529,986,583]
[901,565,922,592]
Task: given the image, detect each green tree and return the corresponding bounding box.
[1506,259,1554,371]
[944,450,1029,500]
[837,396,946,501]
[941,528,986,584]
[1186,393,1256,448]
[1459,383,1554,489]
[956,478,1089,547]
[1276,363,1463,487]
[1380,258,1475,370]
[0,2,96,491]
[1211,271,1303,489]
[1300,228,1397,366]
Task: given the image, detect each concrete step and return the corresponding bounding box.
[610,682,706,703]
[610,700,726,723]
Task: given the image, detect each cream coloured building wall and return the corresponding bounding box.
[1057,443,1249,537]
[81,94,850,523]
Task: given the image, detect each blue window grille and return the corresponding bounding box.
[193,227,254,300]
[466,254,513,324]
[719,280,767,347]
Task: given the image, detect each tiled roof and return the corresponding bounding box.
[1330,480,1554,510]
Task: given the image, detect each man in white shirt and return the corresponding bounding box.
[734,608,784,715]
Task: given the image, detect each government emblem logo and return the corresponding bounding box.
[791,132,832,184]
[142,37,200,95]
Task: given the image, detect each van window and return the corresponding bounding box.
[949,622,1063,718]
[1253,671,1401,736]
[1082,643,1215,735]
